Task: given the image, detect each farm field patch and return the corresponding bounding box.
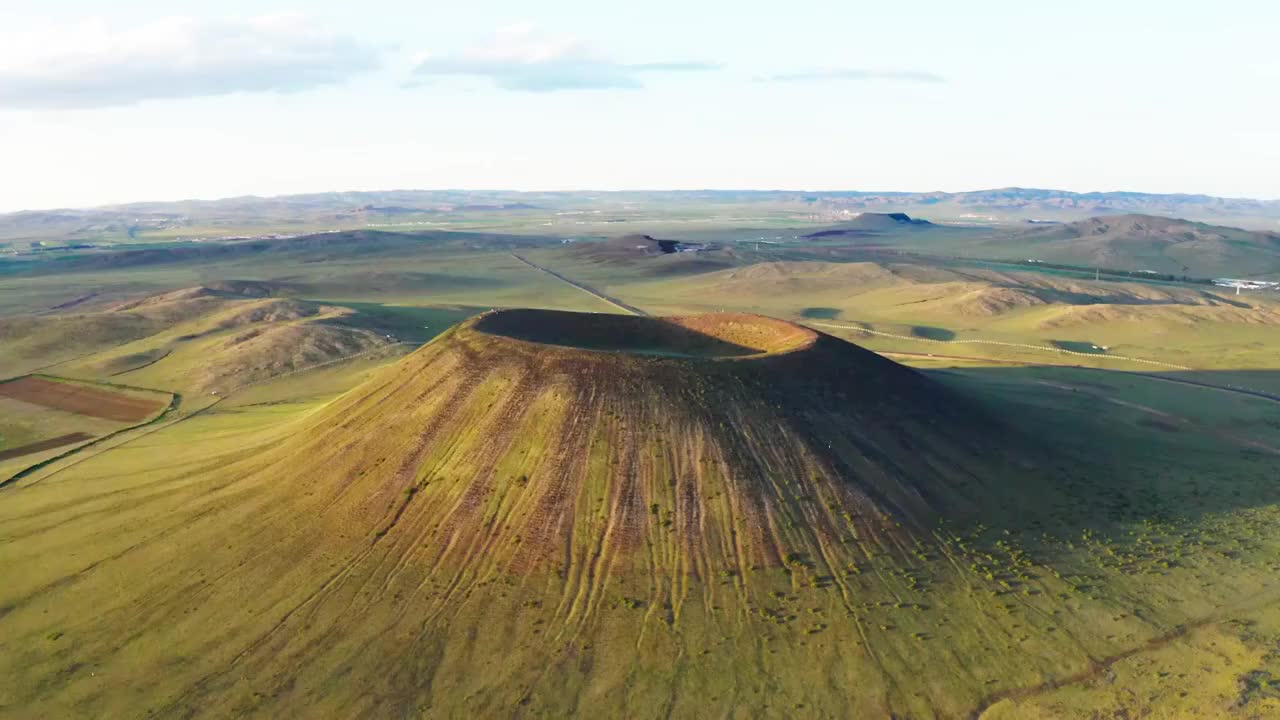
[0,375,169,422]
[0,432,94,462]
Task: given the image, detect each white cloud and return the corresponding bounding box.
[411,26,719,92]
[0,14,380,110]
[758,68,945,84]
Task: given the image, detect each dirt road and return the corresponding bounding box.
[509,253,649,316]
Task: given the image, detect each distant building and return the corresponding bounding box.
[1213,278,1279,290]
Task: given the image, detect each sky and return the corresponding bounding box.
[0,0,1277,212]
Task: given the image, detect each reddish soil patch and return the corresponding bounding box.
[0,432,94,461]
[0,376,166,422]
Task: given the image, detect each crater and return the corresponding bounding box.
[472,309,816,359]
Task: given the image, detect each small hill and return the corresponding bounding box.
[900,285,1052,317]
[89,293,394,393]
[103,286,314,328]
[641,262,983,315]
[1029,214,1274,244]
[203,279,302,298]
[617,258,1280,334]
[1034,302,1280,330]
[187,321,388,393]
[985,213,1280,277]
[107,286,223,311]
[569,234,712,260]
[210,298,318,330]
[804,212,934,238]
[560,234,736,276]
[0,288,228,373]
[1,285,395,390]
[697,260,960,290]
[0,313,159,373]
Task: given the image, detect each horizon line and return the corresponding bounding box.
[5,185,1280,216]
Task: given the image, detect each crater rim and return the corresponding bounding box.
[469,308,818,361]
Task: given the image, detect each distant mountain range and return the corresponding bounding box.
[2,188,1278,246]
[820,187,1280,215]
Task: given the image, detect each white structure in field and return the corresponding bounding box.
[1213,279,1279,290]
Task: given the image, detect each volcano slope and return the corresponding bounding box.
[2,310,1085,718]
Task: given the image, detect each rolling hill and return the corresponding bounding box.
[802,212,934,238]
[559,234,739,276]
[972,214,1280,277]
[22,229,553,272]
[0,284,397,391]
[622,259,1262,319]
[603,259,1280,370]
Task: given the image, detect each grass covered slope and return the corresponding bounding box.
[0,284,400,395]
[603,259,1280,371]
[4,311,1280,718]
[278,309,1021,575]
[0,310,1054,719]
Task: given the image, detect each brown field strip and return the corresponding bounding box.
[0,432,94,461]
[0,376,166,422]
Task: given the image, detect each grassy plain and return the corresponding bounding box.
[1,225,1280,718]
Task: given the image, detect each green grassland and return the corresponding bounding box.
[2,317,1279,718]
[524,250,1280,375]
[2,225,1280,719]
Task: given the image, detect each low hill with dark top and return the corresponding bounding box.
[562,234,736,275]
[803,212,939,240]
[570,234,710,259]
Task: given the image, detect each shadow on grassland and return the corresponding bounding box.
[925,364,1280,536]
[800,307,841,320]
[912,325,956,341]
